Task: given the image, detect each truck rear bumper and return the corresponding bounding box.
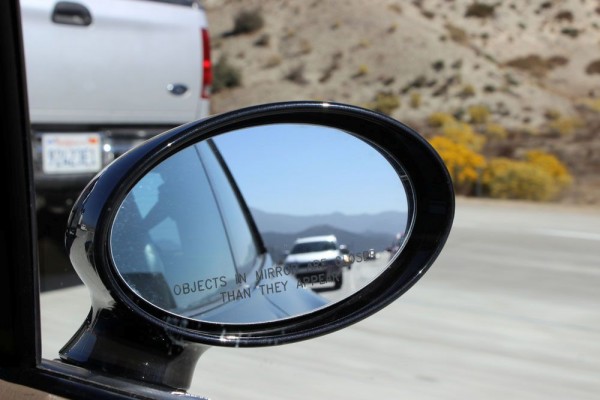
[31,125,175,212]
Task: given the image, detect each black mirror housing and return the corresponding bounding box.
[61,101,454,391]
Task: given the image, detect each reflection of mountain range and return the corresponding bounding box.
[250,208,407,236]
[251,209,407,262]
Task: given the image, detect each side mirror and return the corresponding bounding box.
[61,102,454,393]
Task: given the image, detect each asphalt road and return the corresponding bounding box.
[40,198,600,399]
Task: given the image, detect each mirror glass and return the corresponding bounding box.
[109,124,411,323]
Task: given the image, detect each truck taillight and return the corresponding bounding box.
[201,28,212,99]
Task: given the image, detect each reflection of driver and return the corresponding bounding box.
[141,170,184,231]
[111,184,177,310]
[112,155,211,312]
[139,164,205,254]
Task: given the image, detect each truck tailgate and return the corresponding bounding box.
[22,0,207,125]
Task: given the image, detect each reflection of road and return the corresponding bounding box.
[319,255,389,302]
[41,199,600,399]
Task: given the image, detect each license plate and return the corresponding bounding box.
[42,133,102,174]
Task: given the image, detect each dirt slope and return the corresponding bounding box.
[205,0,600,203]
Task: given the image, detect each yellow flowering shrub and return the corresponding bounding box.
[429,136,486,193]
[427,112,455,127]
[485,122,508,139]
[483,158,556,201]
[441,121,486,152]
[483,152,572,201]
[467,104,490,124]
[525,150,572,189]
[548,116,582,136]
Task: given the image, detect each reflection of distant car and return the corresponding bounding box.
[365,249,376,260]
[339,244,349,254]
[284,235,347,290]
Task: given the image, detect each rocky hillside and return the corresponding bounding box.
[204,0,600,204]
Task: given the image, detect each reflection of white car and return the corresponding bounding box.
[284,235,346,290]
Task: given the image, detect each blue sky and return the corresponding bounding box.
[213,124,409,216]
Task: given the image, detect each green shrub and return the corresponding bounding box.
[585,60,600,75]
[445,24,468,44]
[555,11,574,22]
[410,92,422,109]
[467,104,490,124]
[506,55,547,77]
[284,64,308,85]
[544,108,561,120]
[263,54,282,69]
[548,116,582,136]
[319,52,342,83]
[458,84,476,98]
[431,60,445,72]
[580,98,600,112]
[253,34,270,47]
[298,39,313,55]
[232,9,264,35]
[421,10,435,19]
[368,92,400,115]
[547,55,569,68]
[352,64,369,78]
[356,39,370,49]
[427,112,455,127]
[561,28,579,38]
[388,4,402,14]
[465,2,496,18]
[213,55,242,92]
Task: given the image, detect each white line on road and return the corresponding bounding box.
[454,222,600,242]
[532,229,600,241]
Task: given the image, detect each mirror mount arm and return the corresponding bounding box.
[58,304,209,392]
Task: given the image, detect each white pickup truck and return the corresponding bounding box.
[20,0,212,212]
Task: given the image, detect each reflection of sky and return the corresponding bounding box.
[213,124,408,216]
[131,172,162,218]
